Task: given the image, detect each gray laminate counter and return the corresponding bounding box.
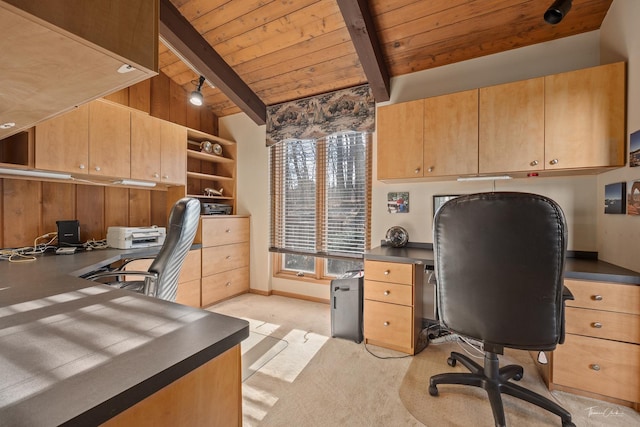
[365,245,640,285]
[0,248,249,426]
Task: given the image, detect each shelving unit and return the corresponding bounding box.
[186,128,237,213]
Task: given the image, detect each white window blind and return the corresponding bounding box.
[270,132,371,258]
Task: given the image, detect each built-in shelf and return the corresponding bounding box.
[187,149,234,164]
[186,171,234,181]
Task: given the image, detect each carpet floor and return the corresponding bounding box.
[210,293,639,426]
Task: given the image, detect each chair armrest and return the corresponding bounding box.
[85,270,159,296]
[559,285,573,344]
[562,285,574,301]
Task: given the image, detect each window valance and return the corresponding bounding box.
[266,85,375,146]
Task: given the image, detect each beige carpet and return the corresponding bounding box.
[400,341,640,427]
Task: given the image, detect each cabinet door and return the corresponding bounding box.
[377,100,424,179]
[160,121,187,185]
[545,62,625,170]
[479,77,544,174]
[424,89,478,177]
[35,104,89,174]
[89,100,131,177]
[130,112,161,182]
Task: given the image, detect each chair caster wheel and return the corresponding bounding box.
[513,372,523,381]
[428,385,439,396]
[447,357,456,367]
[562,420,575,427]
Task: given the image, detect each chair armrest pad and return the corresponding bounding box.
[562,285,574,301]
[85,270,158,281]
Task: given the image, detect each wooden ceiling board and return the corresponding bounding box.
[159,0,614,120]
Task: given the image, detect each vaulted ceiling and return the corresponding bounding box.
[158,0,613,125]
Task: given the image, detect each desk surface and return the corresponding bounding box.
[365,246,640,285]
[0,248,249,426]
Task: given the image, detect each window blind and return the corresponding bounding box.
[270,132,371,258]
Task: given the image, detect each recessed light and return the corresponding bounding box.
[117,64,136,74]
[0,122,15,129]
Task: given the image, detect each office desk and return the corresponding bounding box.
[0,248,249,426]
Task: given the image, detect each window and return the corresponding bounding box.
[270,132,371,280]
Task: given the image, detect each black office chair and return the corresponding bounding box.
[429,192,574,427]
[86,197,200,302]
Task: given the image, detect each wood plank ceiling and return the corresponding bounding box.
[159,0,613,124]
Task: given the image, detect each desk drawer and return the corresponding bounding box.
[566,307,640,344]
[364,280,413,306]
[201,217,249,247]
[201,267,249,306]
[364,260,413,285]
[364,300,412,350]
[565,279,640,315]
[553,334,640,403]
[202,243,249,276]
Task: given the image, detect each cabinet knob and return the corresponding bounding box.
[590,364,601,371]
[383,290,390,296]
[94,166,101,171]
[163,175,169,179]
[225,255,231,260]
[591,295,603,301]
[591,322,602,328]
[427,166,434,173]
[383,270,390,275]
[383,321,390,327]
[225,281,232,287]
[79,164,86,170]
[225,229,231,233]
[154,173,160,178]
[549,158,559,165]
[414,167,421,174]
[530,160,539,166]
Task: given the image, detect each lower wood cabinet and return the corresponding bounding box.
[544,279,640,409]
[200,216,250,307]
[175,249,201,307]
[363,259,423,354]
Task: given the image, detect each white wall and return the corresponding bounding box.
[220,26,638,300]
[597,0,640,272]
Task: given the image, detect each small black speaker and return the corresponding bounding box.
[56,220,81,246]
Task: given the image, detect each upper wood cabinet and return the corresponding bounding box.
[545,62,625,170]
[479,77,545,174]
[0,0,157,140]
[424,89,478,177]
[131,112,186,185]
[88,100,131,178]
[377,100,424,179]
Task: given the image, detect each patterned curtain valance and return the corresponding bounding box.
[266,84,375,146]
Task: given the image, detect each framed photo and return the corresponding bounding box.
[630,130,640,167]
[387,192,409,213]
[628,180,640,216]
[433,194,459,217]
[604,182,625,214]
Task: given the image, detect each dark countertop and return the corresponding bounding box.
[365,245,640,285]
[0,247,249,427]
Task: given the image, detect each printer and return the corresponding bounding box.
[107,226,166,249]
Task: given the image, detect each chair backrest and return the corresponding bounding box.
[433,192,567,352]
[148,197,201,301]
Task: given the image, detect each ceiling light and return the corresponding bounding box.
[113,179,157,188]
[117,64,136,74]
[544,0,572,25]
[0,122,16,129]
[457,175,512,182]
[189,76,205,106]
[0,167,72,180]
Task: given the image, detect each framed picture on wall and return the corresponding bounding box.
[628,180,640,216]
[604,182,625,214]
[387,192,409,213]
[630,130,640,167]
[433,195,459,217]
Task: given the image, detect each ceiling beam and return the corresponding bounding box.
[159,0,266,125]
[337,0,390,102]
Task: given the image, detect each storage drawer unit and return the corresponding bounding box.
[549,279,640,407]
[363,259,423,354]
[200,216,250,306]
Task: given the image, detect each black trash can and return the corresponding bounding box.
[330,270,364,343]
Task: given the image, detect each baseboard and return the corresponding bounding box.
[248,288,271,296]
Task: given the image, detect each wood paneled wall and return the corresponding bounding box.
[0,179,167,248]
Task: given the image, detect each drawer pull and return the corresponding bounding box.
[590,364,600,371]
[225,281,232,287]
[591,295,603,301]
[225,255,231,260]
[383,321,390,327]
[384,270,390,275]
[591,322,602,329]
[383,290,390,296]
[225,229,231,233]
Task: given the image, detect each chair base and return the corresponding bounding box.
[429,351,574,427]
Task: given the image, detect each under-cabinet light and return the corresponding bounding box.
[457,175,512,182]
[113,179,157,188]
[0,167,72,180]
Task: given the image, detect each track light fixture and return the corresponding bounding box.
[544,0,572,24]
[189,75,205,106]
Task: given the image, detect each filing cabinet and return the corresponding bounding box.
[200,216,250,306]
[550,279,640,407]
[363,259,423,354]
